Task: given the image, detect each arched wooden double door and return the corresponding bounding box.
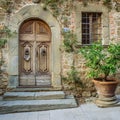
[19,19,51,86]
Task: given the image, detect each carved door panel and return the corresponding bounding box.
[19,20,51,86]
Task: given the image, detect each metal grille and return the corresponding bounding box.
[82,12,102,44]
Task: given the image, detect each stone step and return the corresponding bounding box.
[9,87,61,92]
[0,97,77,114]
[3,91,65,100]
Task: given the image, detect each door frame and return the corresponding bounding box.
[19,19,52,86]
[7,4,62,89]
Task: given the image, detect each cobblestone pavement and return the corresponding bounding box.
[0,103,120,120]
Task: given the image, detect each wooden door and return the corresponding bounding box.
[19,20,51,86]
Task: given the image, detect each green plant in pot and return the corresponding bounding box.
[79,42,120,107]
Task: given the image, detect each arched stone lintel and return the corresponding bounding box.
[9,4,59,31]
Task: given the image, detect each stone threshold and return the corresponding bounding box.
[8,87,62,92]
[3,91,65,100]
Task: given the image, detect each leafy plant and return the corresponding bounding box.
[41,0,74,17]
[0,0,14,13]
[63,66,83,89]
[41,0,64,16]
[62,30,84,90]
[62,30,78,53]
[79,42,120,81]
[0,25,11,74]
[103,0,111,4]
[0,25,11,47]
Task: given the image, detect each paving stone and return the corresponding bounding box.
[50,110,76,120]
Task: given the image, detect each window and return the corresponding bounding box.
[82,12,102,44]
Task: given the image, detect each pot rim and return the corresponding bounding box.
[92,79,119,85]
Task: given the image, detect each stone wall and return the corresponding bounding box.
[109,11,120,43]
[0,0,33,94]
[0,0,120,97]
[0,47,8,95]
[109,13,120,95]
[61,51,96,99]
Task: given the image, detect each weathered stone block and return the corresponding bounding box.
[82,91,91,97]
[2,81,8,86]
[116,21,120,26]
[8,76,19,87]
[9,56,18,75]
[117,29,120,37]
[15,0,22,4]
[92,92,97,97]
[0,89,3,95]
[115,86,120,94]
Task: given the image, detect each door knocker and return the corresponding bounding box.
[24,47,31,61]
[41,49,46,56]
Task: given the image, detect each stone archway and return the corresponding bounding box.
[8,4,61,89]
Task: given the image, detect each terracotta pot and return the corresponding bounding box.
[93,79,119,107]
[93,79,118,97]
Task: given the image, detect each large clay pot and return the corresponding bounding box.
[93,79,118,107]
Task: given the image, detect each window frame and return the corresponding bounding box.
[75,3,110,45]
[82,12,102,45]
